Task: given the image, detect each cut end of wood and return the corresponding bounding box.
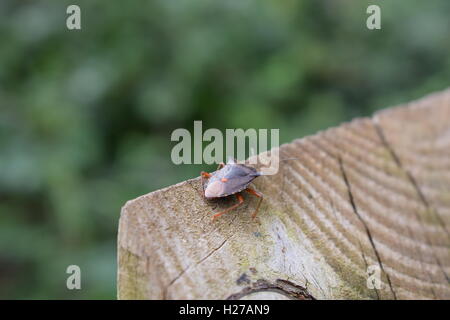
[118,88,450,300]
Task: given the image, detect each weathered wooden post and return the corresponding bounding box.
[118,89,450,299]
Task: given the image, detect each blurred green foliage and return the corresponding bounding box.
[0,0,449,299]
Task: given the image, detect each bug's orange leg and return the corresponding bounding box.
[245,187,263,219]
[212,193,244,221]
[201,171,211,178]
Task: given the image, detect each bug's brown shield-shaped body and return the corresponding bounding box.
[201,157,299,220]
[203,161,260,199]
[200,158,264,220]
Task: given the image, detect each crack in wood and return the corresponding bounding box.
[163,235,232,299]
[306,137,396,298]
[373,119,450,284]
[338,155,397,299]
[373,120,450,239]
[286,139,386,298]
[358,240,380,299]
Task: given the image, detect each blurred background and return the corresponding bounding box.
[0,0,449,299]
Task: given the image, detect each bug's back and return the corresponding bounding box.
[204,163,260,198]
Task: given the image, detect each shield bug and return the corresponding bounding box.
[200,158,264,220]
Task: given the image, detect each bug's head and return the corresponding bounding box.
[204,180,226,198]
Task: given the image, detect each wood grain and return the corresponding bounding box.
[118,88,450,299]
